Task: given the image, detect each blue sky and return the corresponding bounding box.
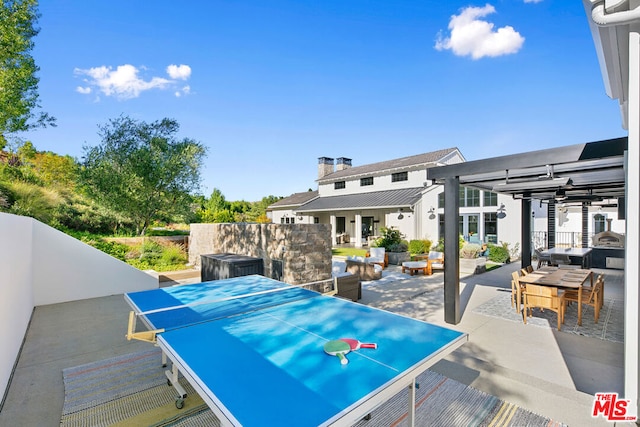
[24,1,623,201]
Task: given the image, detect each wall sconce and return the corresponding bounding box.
[297,215,303,221]
[497,203,507,219]
[397,208,404,220]
[427,206,436,220]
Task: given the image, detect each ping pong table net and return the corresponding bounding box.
[126,283,321,344]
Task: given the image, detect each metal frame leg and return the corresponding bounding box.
[407,379,416,427]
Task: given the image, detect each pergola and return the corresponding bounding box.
[426,136,628,324]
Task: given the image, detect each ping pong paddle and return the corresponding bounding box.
[340,338,377,350]
[324,339,351,365]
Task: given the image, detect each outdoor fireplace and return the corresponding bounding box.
[591,218,625,269]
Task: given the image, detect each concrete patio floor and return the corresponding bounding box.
[0,261,631,426]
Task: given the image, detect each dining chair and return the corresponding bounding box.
[511,271,524,312]
[563,275,604,323]
[534,248,551,269]
[522,284,566,331]
[550,253,571,267]
[521,265,533,274]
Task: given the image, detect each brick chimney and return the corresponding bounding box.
[318,157,335,179]
[336,157,352,172]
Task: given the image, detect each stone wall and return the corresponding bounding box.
[189,223,332,285]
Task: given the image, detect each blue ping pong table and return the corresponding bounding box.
[125,275,467,427]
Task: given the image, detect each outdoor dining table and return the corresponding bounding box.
[517,266,594,326]
[540,247,593,268]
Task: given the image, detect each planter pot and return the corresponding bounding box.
[460,257,487,275]
[387,251,411,265]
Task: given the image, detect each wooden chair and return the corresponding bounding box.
[520,265,533,275]
[563,275,604,323]
[522,284,565,331]
[511,271,524,313]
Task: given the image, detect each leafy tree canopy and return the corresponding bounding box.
[0,0,56,144]
[80,116,207,235]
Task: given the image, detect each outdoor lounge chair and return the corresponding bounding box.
[427,251,444,272]
[331,260,361,301]
[345,257,382,281]
[522,284,566,331]
[366,247,388,268]
[511,271,525,313]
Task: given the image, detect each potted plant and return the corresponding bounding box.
[459,243,487,275]
[373,227,410,265]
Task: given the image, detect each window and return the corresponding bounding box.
[594,214,606,234]
[334,181,345,189]
[391,172,408,182]
[459,187,480,207]
[360,177,373,186]
[280,217,285,224]
[483,191,498,207]
[290,218,295,224]
[484,212,498,243]
[314,217,319,224]
[438,192,445,208]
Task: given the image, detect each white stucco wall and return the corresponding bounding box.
[0,213,34,405]
[0,213,159,400]
[31,220,158,306]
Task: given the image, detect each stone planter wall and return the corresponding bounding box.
[387,251,411,265]
[189,223,332,285]
[460,257,487,275]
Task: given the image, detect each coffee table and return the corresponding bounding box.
[402,261,429,275]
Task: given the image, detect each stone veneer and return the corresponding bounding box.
[189,223,333,285]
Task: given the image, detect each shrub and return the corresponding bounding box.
[408,240,425,254]
[387,242,408,253]
[487,243,510,263]
[408,239,431,254]
[460,243,481,259]
[373,227,404,250]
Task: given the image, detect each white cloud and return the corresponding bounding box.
[435,4,525,60]
[167,64,191,80]
[524,0,543,3]
[175,85,191,98]
[74,63,192,100]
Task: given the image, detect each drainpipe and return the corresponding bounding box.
[591,1,640,27]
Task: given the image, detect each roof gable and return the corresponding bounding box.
[318,147,461,182]
[268,190,318,209]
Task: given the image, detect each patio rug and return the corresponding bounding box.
[60,348,567,427]
[473,291,624,343]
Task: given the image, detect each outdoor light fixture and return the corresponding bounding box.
[497,203,507,219]
[397,208,404,220]
[428,206,436,220]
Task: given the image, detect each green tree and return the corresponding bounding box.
[80,116,207,235]
[0,0,56,143]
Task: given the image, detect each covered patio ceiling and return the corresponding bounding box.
[425,136,628,325]
[427,136,627,204]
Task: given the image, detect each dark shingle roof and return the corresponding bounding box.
[296,187,423,212]
[268,190,319,209]
[318,148,461,182]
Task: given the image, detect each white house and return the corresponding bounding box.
[269,148,522,251]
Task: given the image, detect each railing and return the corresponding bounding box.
[532,231,625,249]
